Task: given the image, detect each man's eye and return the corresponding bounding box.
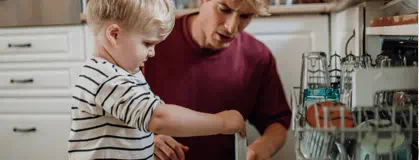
[219,7,231,13]
[240,14,251,19]
[144,42,153,47]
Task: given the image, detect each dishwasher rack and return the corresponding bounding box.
[290,88,418,160]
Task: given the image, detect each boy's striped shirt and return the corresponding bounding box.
[68,57,162,160]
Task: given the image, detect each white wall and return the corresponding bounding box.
[331,5,362,57]
[331,2,388,60]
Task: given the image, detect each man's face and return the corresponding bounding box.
[199,0,255,49]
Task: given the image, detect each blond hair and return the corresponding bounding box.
[246,0,270,16]
[86,0,175,37]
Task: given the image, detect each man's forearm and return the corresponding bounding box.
[249,123,288,157]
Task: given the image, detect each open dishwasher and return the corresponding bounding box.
[291,51,418,160]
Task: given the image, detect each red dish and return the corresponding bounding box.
[305,101,354,128]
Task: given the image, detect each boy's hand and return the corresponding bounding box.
[154,134,189,160]
[216,110,246,137]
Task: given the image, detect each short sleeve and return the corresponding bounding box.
[248,53,292,134]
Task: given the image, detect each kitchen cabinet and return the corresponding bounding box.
[0,25,85,160]
[245,15,329,160]
[0,114,71,160]
[0,65,83,98]
[0,26,85,62]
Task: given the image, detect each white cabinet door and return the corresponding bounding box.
[0,63,83,98]
[0,70,71,89]
[0,26,85,62]
[0,98,71,113]
[245,15,329,100]
[244,15,329,160]
[0,114,71,160]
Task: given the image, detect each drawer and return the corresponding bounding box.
[0,114,71,160]
[0,26,85,62]
[0,66,83,98]
[0,70,70,89]
[0,98,71,113]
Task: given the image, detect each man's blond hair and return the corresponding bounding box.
[86,0,175,37]
[246,0,270,16]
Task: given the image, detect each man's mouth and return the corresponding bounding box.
[217,33,234,43]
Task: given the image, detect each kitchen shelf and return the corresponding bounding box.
[268,0,369,13]
[80,3,333,22]
[80,0,369,22]
[175,2,363,15]
[366,24,418,36]
[80,8,200,21]
[269,3,334,14]
[379,0,403,10]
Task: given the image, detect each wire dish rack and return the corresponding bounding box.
[290,87,418,160]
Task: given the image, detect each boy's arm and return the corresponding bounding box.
[94,75,245,136]
[148,104,244,137]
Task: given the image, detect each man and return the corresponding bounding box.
[145,0,292,159]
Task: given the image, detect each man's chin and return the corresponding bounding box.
[221,42,231,48]
[210,41,231,50]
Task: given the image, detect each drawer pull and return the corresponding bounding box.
[8,43,32,48]
[10,78,34,84]
[13,127,37,133]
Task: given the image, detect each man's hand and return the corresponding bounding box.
[246,123,288,160]
[154,134,189,160]
[246,141,272,160]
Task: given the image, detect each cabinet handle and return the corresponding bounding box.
[13,127,37,133]
[8,43,32,48]
[10,78,34,84]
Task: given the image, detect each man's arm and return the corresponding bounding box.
[247,51,291,160]
[247,123,287,160]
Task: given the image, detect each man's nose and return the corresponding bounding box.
[148,48,155,58]
[224,15,239,35]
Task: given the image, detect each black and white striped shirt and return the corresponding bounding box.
[68,57,162,160]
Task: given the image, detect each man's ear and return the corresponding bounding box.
[105,24,121,46]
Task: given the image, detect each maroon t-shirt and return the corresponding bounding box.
[145,14,291,160]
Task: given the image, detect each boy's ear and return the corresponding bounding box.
[105,24,121,46]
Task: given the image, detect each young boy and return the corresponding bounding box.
[68,0,246,159]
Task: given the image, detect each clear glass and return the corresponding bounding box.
[299,52,330,102]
